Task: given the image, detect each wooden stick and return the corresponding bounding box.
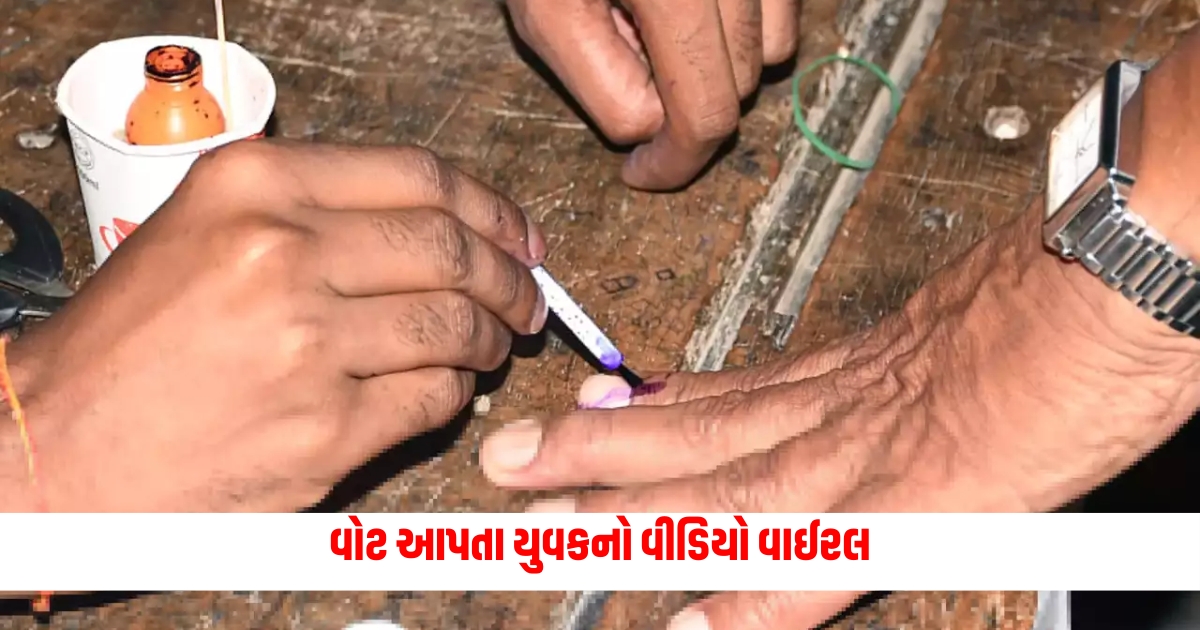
[681,0,947,368]
[215,0,232,127]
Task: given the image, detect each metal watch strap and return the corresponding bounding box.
[1064,186,1200,337]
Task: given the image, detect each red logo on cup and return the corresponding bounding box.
[100,218,142,253]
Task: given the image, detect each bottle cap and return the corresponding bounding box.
[144,45,203,83]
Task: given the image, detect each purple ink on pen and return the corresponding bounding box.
[531,265,625,371]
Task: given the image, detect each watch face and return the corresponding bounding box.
[1047,78,1104,218]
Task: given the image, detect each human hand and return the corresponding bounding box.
[479,205,1200,629]
[0,140,548,512]
[505,0,800,191]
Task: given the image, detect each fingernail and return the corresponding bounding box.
[667,609,711,630]
[577,374,631,410]
[482,419,543,474]
[526,221,547,262]
[529,288,548,333]
[526,497,577,513]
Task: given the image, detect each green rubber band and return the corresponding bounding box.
[792,54,902,170]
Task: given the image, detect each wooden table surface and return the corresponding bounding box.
[0,0,1193,628]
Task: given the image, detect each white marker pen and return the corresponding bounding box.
[530,265,625,371]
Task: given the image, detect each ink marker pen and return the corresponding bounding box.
[530,265,642,387]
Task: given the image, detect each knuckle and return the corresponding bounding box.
[443,291,484,345]
[449,297,511,371]
[192,142,279,197]
[736,361,790,392]
[481,189,518,236]
[402,145,459,205]
[427,212,474,286]
[558,412,617,459]
[676,411,726,452]
[709,475,754,513]
[426,368,473,416]
[680,106,740,146]
[479,315,513,372]
[451,175,530,253]
[676,390,757,455]
[699,388,757,419]
[711,457,772,513]
[666,375,704,404]
[368,212,421,256]
[493,260,526,312]
[391,301,436,349]
[739,594,784,630]
[223,218,315,275]
[287,415,342,458]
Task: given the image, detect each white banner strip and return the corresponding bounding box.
[1,513,1197,591]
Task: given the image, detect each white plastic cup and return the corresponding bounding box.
[55,35,277,266]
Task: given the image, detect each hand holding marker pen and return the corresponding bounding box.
[530,267,636,625]
[530,266,643,388]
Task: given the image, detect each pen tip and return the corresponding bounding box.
[616,364,643,388]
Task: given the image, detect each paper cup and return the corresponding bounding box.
[55,35,277,266]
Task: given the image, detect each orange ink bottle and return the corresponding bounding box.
[125,45,227,146]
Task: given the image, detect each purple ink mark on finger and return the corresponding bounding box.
[631,381,667,398]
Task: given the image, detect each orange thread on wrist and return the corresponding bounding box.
[0,337,38,492]
[0,336,53,612]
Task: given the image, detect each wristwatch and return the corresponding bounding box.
[1044,59,1200,338]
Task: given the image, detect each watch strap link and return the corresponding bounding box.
[1068,191,1200,338]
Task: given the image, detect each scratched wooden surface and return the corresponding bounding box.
[0,0,1193,628]
[736,0,1192,359]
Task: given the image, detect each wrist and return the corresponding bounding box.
[1041,40,1200,385]
[1130,28,1200,259]
[1100,31,1200,353]
[1042,215,1200,382]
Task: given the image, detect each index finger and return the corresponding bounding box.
[523,425,868,513]
[193,140,546,265]
[620,0,742,190]
[481,378,830,488]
